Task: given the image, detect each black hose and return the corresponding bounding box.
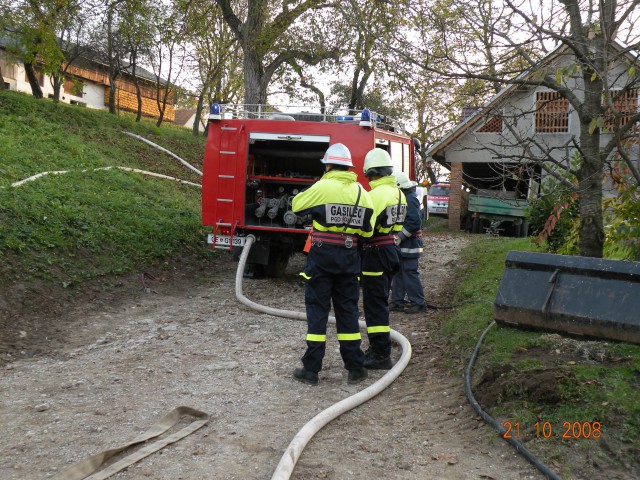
[464,321,562,480]
[426,297,491,310]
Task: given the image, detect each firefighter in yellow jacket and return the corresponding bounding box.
[361,148,407,370]
[291,143,375,385]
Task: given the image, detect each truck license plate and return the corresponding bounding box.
[207,234,246,247]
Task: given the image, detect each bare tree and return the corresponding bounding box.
[393,0,640,257]
[182,0,242,135]
[119,0,157,121]
[49,3,93,104]
[214,0,340,105]
[149,0,188,127]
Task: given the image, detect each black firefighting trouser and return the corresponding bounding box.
[299,244,364,373]
[361,244,400,358]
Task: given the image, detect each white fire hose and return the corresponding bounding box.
[235,235,412,480]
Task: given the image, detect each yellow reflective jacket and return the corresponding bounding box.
[292,170,375,238]
[367,176,407,235]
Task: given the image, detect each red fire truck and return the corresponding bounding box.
[202,104,419,276]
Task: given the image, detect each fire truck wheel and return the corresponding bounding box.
[267,246,291,278]
[243,263,265,279]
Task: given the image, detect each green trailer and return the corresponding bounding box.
[469,193,529,237]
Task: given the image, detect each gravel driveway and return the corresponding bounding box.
[0,231,542,479]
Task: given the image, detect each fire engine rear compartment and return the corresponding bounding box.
[244,134,329,230]
[202,111,417,277]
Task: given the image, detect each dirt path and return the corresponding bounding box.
[0,231,543,480]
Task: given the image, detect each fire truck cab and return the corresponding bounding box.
[202,104,418,276]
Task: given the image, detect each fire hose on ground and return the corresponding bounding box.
[239,234,561,480]
[235,235,413,480]
[53,236,561,479]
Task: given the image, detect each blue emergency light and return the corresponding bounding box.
[359,108,372,127]
[209,103,221,120]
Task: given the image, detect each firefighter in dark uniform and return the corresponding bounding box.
[361,148,407,370]
[291,143,375,385]
[390,171,426,313]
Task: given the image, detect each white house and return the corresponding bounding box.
[426,40,640,230]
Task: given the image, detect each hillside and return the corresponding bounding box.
[0,91,216,341]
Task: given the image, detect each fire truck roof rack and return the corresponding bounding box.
[209,103,406,134]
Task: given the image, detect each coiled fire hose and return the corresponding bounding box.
[234,235,412,480]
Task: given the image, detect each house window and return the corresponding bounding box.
[477,114,503,133]
[604,89,638,131]
[535,91,569,133]
[3,64,16,79]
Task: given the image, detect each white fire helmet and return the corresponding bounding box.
[320,143,354,167]
[395,171,418,189]
[363,148,393,175]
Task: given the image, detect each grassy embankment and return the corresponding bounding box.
[0,90,215,300]
[444,233,640,477]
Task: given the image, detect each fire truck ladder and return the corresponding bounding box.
[214,125,241,252]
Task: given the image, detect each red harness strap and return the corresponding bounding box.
[364,235,398,247]
[312,231,358,248]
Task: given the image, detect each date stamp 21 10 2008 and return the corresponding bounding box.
[502,421,602,440]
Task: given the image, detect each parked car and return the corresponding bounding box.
[426,183,450,217]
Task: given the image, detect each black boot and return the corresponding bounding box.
[293,367,318,385]
[363,348,393,370]
[347,367,368,384]
[404,303,427,314]
[389,302,406,312]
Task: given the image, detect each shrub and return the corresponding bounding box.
[527,180,580,254]
[604,165,640,261]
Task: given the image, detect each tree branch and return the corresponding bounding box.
[213,0,242,38]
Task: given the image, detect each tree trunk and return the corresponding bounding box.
[0,67,5,90]
[577,73,605,257]
[193,91,205,136]
[52,74,62,103]
[155,88,167,127]
[577,156,604,257]
[24,62,43,99]
[135,80,143,122]
[132,66,142,122]
[577,109,605,257]
[243,50,267,106]
[108,76,118,114]
[348,68,371,114]
[130,54,143,122]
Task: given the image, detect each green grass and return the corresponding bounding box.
[424,214,450,232]
[443,234,640,471]
[0,90,212,289]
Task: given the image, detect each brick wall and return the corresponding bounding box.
[448,162,463,230]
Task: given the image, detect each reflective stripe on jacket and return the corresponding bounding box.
[398,187,424,258]
[292,171,374,238]
[367,176,407,237]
